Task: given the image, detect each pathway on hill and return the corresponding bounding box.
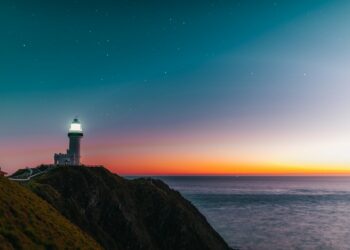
[8,166,58,182]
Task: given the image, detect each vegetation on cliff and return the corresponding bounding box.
[0,176,102,250]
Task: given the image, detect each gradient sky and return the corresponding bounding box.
[2,0,350,175]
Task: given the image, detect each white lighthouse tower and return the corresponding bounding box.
[67,118,83,165]
[54,118,84,166]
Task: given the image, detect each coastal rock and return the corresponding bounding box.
[27,166,231,250]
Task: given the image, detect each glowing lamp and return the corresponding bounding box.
[69,118,83,133]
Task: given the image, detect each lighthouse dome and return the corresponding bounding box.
[69,118,83,133]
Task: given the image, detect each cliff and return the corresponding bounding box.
[26,166,231,250]
[0,176,102,250]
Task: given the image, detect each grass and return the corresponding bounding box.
[0,176,102,250]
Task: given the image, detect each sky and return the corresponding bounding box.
[2,0,350,175]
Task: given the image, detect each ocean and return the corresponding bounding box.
[157,176,350,250]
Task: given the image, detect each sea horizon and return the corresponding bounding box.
[125,174,350,177]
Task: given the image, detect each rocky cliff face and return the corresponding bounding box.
[27,166,231,250]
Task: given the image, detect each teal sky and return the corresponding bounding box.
[1,0,350,174]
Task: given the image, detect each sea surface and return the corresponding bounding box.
[156,176,350,250]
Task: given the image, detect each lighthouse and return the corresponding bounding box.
[68,118,83,165]
[54,118,84,166]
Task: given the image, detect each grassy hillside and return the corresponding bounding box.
[0,176,102,250]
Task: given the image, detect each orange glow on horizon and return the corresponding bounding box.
[84,154,350,176]
[78,128,350,176]
[3,131,350,176]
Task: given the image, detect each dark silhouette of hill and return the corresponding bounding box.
[0,176,102,250]
[27,166,231,250]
